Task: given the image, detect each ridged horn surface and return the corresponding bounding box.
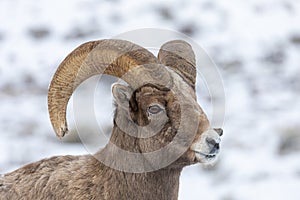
[158,40,196,89]
[48,39,164,138]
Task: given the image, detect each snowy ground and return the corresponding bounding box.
[1,0,300,199]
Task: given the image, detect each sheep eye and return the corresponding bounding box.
[147,105,162,115]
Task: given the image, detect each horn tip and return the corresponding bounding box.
[55,124,68,139]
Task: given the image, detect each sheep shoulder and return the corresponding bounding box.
[0,155,107,200]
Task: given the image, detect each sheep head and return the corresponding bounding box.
[48,39,222,172]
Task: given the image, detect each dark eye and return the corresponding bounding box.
[147,105,163,115]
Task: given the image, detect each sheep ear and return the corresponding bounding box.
[112,84,132,108]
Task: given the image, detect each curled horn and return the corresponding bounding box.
[48,39,168,138]
[158,40,196,89]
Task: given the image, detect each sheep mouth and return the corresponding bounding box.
[193,151,218,160]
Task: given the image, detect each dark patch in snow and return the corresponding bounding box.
[65,27,100,40]
[28,27,51,40]
[278,127,300,155]
[156,6,173,20]
[261,49,286,65]
[178,23,198,36]
[290,34,300,46]
[217,59,243,73]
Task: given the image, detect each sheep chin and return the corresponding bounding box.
[190,129,221,164]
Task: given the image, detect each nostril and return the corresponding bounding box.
[214,143,220,150]
[206,137,218,147]
[209,143,220,154]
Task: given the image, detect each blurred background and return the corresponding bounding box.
[0,0,300,199]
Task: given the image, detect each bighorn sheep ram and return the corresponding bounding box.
[0,39,223,200]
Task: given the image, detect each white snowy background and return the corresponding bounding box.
[1,0,300,199]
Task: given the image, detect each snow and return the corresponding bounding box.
[1,0,300,199]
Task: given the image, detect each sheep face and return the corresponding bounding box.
[112,70,222,169]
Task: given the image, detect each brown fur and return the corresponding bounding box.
[1,154,181,200]
[0,84,207,200]
[0,40,217,200]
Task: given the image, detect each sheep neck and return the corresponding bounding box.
[113,169,182,200]
[90,165,183,200]
[94,126,183,200]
